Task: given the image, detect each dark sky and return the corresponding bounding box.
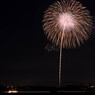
[0,0,95,87]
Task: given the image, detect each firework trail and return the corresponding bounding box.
[43,0,93,86]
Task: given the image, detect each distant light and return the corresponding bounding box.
[8,90,18,93]
[90,86,95,88]
[7,85,9,89]
[11,85,13,89]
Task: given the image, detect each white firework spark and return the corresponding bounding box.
[58,12,76,31]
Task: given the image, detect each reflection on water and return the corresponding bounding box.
[4,90,95,94]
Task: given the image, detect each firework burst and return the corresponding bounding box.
[43,0,93,86]
[43,0,93,48]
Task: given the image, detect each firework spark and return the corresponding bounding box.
[43,0,93,86]
[58,12,75,31]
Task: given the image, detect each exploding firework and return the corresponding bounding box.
[43,0,93,86]
[43,0,93,48]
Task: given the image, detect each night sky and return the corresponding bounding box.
[0,0,95,87]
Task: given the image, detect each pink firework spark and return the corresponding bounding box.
[58,13,76,31]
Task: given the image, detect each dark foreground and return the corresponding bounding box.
[1,86,95,94]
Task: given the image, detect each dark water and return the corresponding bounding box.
[2,91,95,95]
